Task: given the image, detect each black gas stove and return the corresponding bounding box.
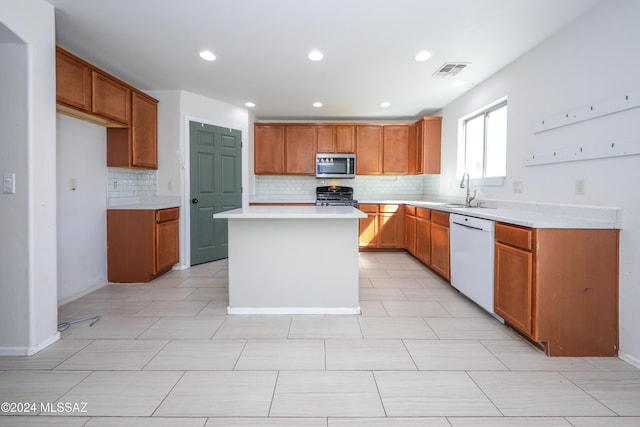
[315,186,359,207]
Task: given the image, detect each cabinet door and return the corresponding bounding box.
[415,216,431,265]
[285,125,316,174]
[92,71,131,124]
[356,125,383,175]
[418,117,442,174]
[430,222,450,279]
[358,204,379,248]
[405,213,416,255]
[131,92,158,169]
[378,205,403,248]
[155,219,179,274]
[335,125,355,153]
[494,242,533,336]
[383,125,409,175]
[408,124,418,175]
[56,47,91,111]
[316,125,336,153]
[254,124,285,174]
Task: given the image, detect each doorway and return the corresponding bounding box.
[189,121,242,265]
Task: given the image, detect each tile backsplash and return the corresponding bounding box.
[255,175,440,198]
[107,167,157,198]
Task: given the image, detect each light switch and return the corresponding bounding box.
[3,172,15,194]
[70,178,78,191]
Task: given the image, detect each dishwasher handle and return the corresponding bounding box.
[451,221,485,231]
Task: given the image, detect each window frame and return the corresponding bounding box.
[458,97,508,187]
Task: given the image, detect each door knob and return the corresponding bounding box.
[191,198,199,204]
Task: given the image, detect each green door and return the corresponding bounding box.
[190,122,242,265]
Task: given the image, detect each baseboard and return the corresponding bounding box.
[227,306,361,315]
[619,351,640,369]
[57,282,108,307]
[0,332,60,356]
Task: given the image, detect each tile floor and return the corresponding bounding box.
[1,252,639,426]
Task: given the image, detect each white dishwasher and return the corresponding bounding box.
[449,213,496,315]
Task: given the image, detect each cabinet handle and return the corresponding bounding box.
[191,198,199,204]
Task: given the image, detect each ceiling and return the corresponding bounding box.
[46,0,600,120]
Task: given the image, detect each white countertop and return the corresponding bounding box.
[107,196,181,210]
[214,205,367,219]
[249,194,622,229]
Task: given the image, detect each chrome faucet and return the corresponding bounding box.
[460,173,477,207]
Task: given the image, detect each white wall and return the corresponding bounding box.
[56,114,107,303]
[147,90,250,268]
[0,0,59,355]
[439,0,640,365]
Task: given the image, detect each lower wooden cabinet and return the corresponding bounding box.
[107,207,179,283]
[415,207,431,265]
[430,210,450,280]
[358,204,404,249]
[404,205,417,255]
[494,222,619,356]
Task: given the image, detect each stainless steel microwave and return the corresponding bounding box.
[315,153,356,178]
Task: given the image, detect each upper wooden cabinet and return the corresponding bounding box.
[415,116,442,174]
[382,125,409,175]
[285,125,316,174]
[317,125,355,153]
[355,125,383,175]
[253,119,438,176]
[92,71,131,125]
[56,47,91,112]
[254,124,285,174]
[107,92,158,169]
[56,46,159,169]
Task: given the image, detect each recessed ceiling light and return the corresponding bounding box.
[199,50,216,61]
[380,102,391,108]
[313,102,323,108]
[451,80,465,87]
[415,50,432,62]
[308,50,324,61]
[245,102,256,108]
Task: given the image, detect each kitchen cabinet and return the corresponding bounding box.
[415,207,431,265]
[358,204,379,248]
[317,125,355,153]
[254,124,285,174]
[107,91,158,169]
[92,71,131,125]
[107,207,180,283]
[358,204,404,249]
[382,125,409,175]
[56,46,92,113]
[430,210,450,279]
[56,46,159,169]
[356,125,410,175]
[415,116,442,174]
[404,205,417,255]
[285,125,316,174]
[494,222,619,356]
[355,125,383,175]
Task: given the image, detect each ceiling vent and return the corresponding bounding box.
[433,62,470,77]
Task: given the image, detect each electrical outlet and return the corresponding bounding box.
[575,179,585,195]
[513,181,523,193]
[3,172,16,194]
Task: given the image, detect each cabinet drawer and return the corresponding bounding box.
[380,204,400,213]
[416,207,431,219]
[156,207,180,223]
[495,222,533,251]
[405,205,416,216]
[431,210,449,226]
[359,204,379,214]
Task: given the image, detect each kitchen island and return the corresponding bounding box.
[213,205,367,314]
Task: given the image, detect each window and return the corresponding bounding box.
[462,100,507,184]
